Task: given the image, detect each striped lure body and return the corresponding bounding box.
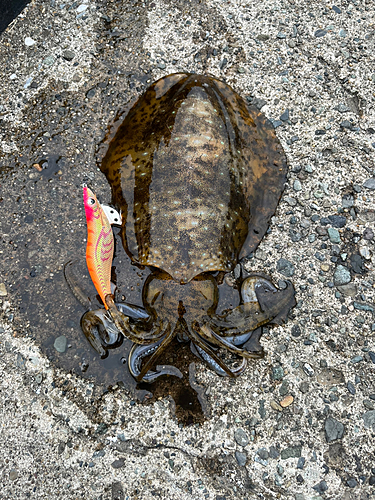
[83,186,114,309]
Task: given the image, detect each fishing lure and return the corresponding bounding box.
[83,186,114,309]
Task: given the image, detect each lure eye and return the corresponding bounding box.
[88,197,95,206]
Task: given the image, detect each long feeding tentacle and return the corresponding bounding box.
[190,343,247,377]
[188,326,242,377]
[198,323,264,359]
[129,329,183,382]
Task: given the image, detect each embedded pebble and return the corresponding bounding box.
[54,336,67,353]
[325,417,344,442]
[235,451,247,466]
[328,215,346,228]
[363,178,375,190]
[293,179,302,191]
[280,395,293,408]
[302,363,314,377]
[363,410,375,429]
[270,400,283,411]
[333,265,351,286]
[77,4,88,12]
[9,469,18,481]
[111,459,125,469]
[0,283,7,296]
[234,428,249,447]
[280,445,301,459]
[276,258,295,277]
[359,246,371,260]
[62,50,75,61]
[327,227,341,244]
[363,228,374,240]
[25,37,36,46]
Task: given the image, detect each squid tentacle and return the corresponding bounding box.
[188,326,245,378]
[128,324,179,382]
[190,342,247,377]
[198,323,264,359]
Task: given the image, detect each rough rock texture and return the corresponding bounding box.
[0,0,375,499]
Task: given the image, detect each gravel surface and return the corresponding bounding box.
[0,0,374,499]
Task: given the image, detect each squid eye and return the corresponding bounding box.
[88,197,95,205]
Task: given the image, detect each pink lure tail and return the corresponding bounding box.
[83,186,114,309]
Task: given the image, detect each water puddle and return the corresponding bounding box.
[0,68,293,425]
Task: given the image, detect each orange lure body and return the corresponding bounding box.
[83,186,114,309]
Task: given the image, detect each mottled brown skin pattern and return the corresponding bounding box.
[84,74,296,381]
[101,74,287,282]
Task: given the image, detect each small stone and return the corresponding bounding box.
[369,352,375,364]
[369,476,375,486]
[257,448,269,460]
[280,109,290,121]
[333,265,351,286]
[313,480,328,493]
[234,428,249,447]
[339,29,347,38]
[299,382,309,394]
[302,363,314,377]
[280,395,293,408]
[346,478,357,488]
[350,355,363,364]
[332,5,341,13]
[362,410,375,429]
[320,263,330,272]
[291,325,301,337]
[111,459,125,469]
[158,62,166,69]
[9,469,18,481]
[86,88,96,99]
[279,380,289,396]
[347,381,356,395]
[272,366,284,380]
[337,103,350,113]
[35,373,43,384]
[363,228,374,240]
[353,302,374,313]
[293,179,302,191]
[269,446,280,459]
[77,3,88,12]
[327,228,341,244]
[325,417,344,442]
[270,400,283,411]
[342,194,354,208]
[315,29,327,37]
[25,37,36,46]
[0,283,7,296]
[363,179,375,190]
[280,445,301,459]
[235,451,247,466]
[328,215,346,228]
[237,67,245,74]
[297,457,305,469]
[54,336,67,353]
[336,283,356,297]
[284,196,297,207]
[359,246,371,260]
[62,50,75,61]
[43,55,56,66]
[277,258,295,277]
